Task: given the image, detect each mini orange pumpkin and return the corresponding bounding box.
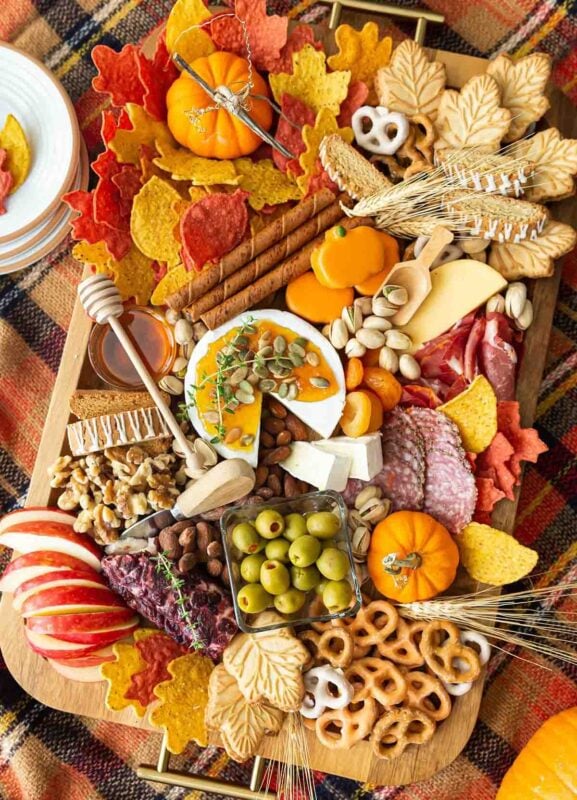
[166,52,273,160]
[497,707,577,799]
[367,511,459,602]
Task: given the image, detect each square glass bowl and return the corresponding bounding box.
[220,491,362,633]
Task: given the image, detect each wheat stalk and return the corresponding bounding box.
[260,712,317,800]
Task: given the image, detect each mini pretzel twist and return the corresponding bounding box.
[316,696,378,749]
[402,669,452,722]
[317,628,355,669]
[420,620,481,684]
[371,707,436,760]
[375,617,425,667]
[349,600,399,651]
[345,657,407,708]
[298,630,323,671]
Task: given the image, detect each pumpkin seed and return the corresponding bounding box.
[203,411,220,424]
[259,379,276,392]
[288,342,306,358]
[243,323,257,334]
[257,345,274,358]
[229,366,248,385]
[221,343,235,357]
[278,357,294,370]
[240,434,255,446]
[273,335,287,354]
[226,398,240,412]
[287,383,298,400]
[278,382,289,399]
[269,363,286,377]
[233,334,249,348]
[294,337,308,347]
[258,331,273,348]
[235,389,255,404]
[290,354,304,367]
[309,376,330,389]
[224,427,242,444]
[254,364,270,379]
[306,351,320,367]
[238,380,254,394]
[247,372,260,385]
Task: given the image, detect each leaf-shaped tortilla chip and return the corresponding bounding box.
[375,39,446,121]
[434,74,511,152]
[486,53,550,142]
[223,617,308,711]
[269,45,351,116]
[297,108,353,195]
[109,104,176,165]
[327,22,392,94]
[234,158,302,209]
[206,665,285,762]
[512,128,577,203]
[489,220,577,279]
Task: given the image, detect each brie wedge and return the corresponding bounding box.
[312,433,383,481]
[281,442,351,491]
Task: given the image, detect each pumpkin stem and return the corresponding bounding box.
[382,552,423,575]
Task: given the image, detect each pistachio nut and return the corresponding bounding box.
[345,338,366,358]
[399,353,421,380]
[359,496,391,523]
[351,526,371,561]
[192,321,208,341]
[363,315,392,332]
[486,294,505,314]
[354,485,382,510]
[321,324,331,338]
[342,304,362,334]
[158,374,184,396]
[347,509,365,530]
[354,296,373,316]
[354,562,370,586]
[171,356,189,377]
[385,329,413,351]
[179,341,195,359]
[515,298,533,330]
[329,318,349,350]
[194,438,218,467]
[372,296,398,318]
[505,282,528,320]
[381,284,408,306]
[165,308,182,325]
[356,328,386,349]
[379,346,399,373]
[174,318,194,345]
[469,250,487,263]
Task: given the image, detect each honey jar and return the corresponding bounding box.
[88,306,177,390]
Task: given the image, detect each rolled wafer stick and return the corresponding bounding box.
[201,216,374,330]
[188,199,347,320]
[166,188,336,311]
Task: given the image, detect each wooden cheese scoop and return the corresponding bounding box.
[77,274,204,473]
[378,226,455,326]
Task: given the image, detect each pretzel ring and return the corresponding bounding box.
[318,628,354,669]
[300,665,354,720]
[345,657,407,708]
[375,617,425,667]
[420,620,481,684]
[298,630,322,670]
[316,697,378,749]
[371,708,436,761]
[402,669,452,721]
[442,630,491,694]
[403,160,434,180]
[409,113,436,161]
[349,600,399,650]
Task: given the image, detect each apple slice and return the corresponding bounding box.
[28,616,140,645]
[26,608,135,635]
[21,586,125,618]
[48,659,108,682]
[0,523,102,571]
[50,644,116,667]
[13,570,108,613]
[0,507,75,535]
[0,551,100,593]
[24,628,108,659]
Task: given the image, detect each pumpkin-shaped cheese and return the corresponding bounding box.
[367,511,459,602]
[166,51,273,160]
[497,707,577,799]
[310,225,399,290]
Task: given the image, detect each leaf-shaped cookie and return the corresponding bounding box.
[489,220,577,279]
[206,665,285,762]
[511,128,577,203]
[223,617,309,711]
[434,74,511,152]
[374,39,446,121]
[486,53,551,142]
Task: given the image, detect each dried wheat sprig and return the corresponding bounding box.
[260,712,317,800]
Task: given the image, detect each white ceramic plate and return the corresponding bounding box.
[0,42,79,243]
[0,139,88,275]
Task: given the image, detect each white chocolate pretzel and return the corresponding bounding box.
[300,665,354,720]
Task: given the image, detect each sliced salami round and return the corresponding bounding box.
[422,446,477,534]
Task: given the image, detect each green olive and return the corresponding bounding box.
[273,588,306,615]
[291,564,322,592]
[265,538,291,563]
[316,547,349,581]
[240,553,267,583]
[306,511,341,539]
[283,513,308,542]
[315,579,329,597]
[232,522,265,554]
[237,584,273,614]
[322,580,353,613]
[260,559,291,595]
[288,535,321,568]
[255,509,285,539]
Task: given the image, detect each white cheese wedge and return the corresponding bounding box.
[312,433,383,481]
[281,442,351,491]
[184,309,346,467]
[399,259,508,352]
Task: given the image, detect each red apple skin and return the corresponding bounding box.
[0,508,75,534]
[40,621,139,645]
[24,629,107,659]
[21,586,126,618]
[48,659,108,682]
[0,523,101,570]
[0,551,100,593]
[13,570,108,612]
[26,609,135,635]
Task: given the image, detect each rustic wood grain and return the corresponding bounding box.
[1,34,576,787]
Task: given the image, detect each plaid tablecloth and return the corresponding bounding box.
[1,2,577,798]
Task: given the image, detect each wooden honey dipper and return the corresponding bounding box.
[78,274,204,474]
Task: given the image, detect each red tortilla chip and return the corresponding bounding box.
[337,80,369,127]
[63,189,132,261]
[273,93,315,176]
[112,165,142,206]
[0,149,13,215]
[302,159,338,198]
[125,633,187,708]
[180,188,249,272]
[475,476,506,520]
[153,261,168,284]
[210,0,288,72]
[268,24,323,74]
[497,400,548,476]
[137,35,179,121]
[476,431,516,500]
[101,109,131,146]
[92,44,147,108]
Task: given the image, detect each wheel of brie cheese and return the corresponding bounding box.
[184,310,346,466]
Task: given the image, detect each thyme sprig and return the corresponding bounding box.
[153,551,204,651]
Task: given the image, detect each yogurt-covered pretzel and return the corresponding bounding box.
[402,669,452,721]
[345,657,407,707]
[371,707,436,760]
[352,106,410,156]
[420,620,481,684]
[300,665,354,720]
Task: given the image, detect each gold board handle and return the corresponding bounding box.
[139,2,444,795]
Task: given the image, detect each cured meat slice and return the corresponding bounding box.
[408,407,462,451]
[342,409,425,511]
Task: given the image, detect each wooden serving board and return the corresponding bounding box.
[1,27,577,787]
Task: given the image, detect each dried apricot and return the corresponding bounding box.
[361,348,381,368]
[340,391,372,437]
[362,367,402,412]
[365,389,383,432]
[345,357,364,390]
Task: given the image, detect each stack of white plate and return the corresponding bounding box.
[0,42,89,275]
